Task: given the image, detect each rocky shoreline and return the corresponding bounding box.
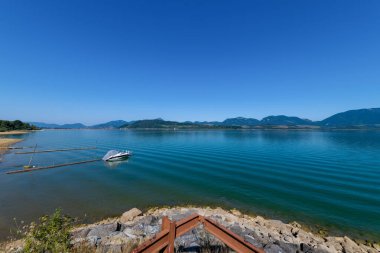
[4,207,380,253]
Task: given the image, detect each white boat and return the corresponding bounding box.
[103,150,132,162]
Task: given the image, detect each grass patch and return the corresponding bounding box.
[23,209,75,253]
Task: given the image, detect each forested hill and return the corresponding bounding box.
[0,120,38,132]
[319,108,380,127]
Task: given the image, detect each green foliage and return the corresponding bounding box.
[23,209,74,253]
[0,120,38,132]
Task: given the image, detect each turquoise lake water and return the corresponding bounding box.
[0,129,380,240]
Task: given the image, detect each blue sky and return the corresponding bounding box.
[1,0,379,124]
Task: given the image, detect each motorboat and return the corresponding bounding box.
[103,150,132,162]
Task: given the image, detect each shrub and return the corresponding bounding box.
[24,209,74,253]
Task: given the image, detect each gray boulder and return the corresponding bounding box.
[87,223,120,238]
[120,208,142,223]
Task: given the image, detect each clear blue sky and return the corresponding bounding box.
[1,0,379,124]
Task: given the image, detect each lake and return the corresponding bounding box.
[0,129,379,240]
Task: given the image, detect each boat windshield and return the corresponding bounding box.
[102,150,120,161]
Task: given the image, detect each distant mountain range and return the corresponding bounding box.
[222,117,261,126]
[29,120,128,129]
[28,108,380,129]
[29,122,87,129]
[91,120,129,129]
[121,119,240,129]
[261,115,312,126]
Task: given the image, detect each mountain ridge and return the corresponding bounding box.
[27,108,380,129]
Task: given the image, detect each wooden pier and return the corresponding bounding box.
[6,158,102,174]
[132,214,264,253]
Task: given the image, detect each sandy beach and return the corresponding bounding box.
[0,130,32,157]
[0,138,23,156]
[0,130,31,136]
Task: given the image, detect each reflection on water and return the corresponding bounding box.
[104,158,130,169]
[324,130,380,148]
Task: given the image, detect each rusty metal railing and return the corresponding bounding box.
[132,214,264,253]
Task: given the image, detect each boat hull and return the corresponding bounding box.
[105,154,131,162]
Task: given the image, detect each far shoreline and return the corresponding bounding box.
[39,127,380,132]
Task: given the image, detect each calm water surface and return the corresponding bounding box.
[0,130,380,240]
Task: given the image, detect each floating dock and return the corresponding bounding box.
[15,147,97,154]
[6,158,102,174]
[0,146,34,150]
